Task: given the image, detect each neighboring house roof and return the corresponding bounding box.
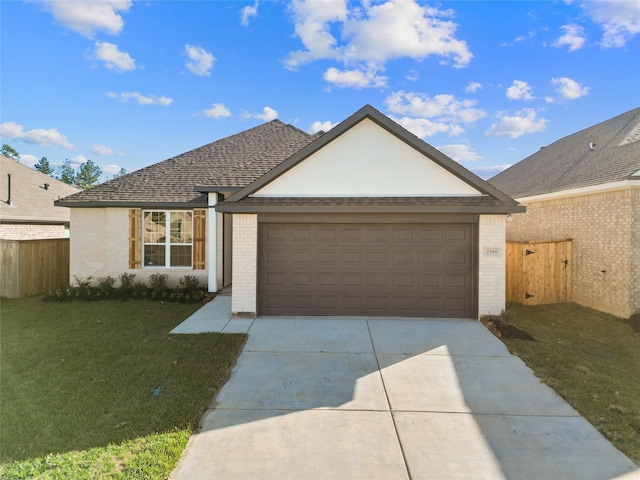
[218,105,524,214]
[489,107,640,199]
[57,120,322,207]
[0,156,80,224]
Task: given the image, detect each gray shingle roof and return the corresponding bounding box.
[1,156,80,223]
[57,120,322,207]
[489,107,640,199]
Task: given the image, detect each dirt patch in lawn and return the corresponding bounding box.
[480,315,535,341]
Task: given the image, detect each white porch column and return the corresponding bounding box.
[207,192,219,293]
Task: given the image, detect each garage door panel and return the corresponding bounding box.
[316,228,337,242]
[367,228,388,242]
[291,227,311,241]
[259,223,476,317]
[265,272,288,287]
[342,250,363,264]
[446,274,469,288]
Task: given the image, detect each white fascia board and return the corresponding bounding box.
[516,179,640,203]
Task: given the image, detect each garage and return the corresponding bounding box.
[258,222,477,317]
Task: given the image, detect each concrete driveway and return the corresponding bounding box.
[171,315,638,480]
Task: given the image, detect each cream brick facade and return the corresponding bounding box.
[507,187,639,318]
[0,223,68,240]
[69,208,208,288]
[478,215,507,317]
[231,214,257,316]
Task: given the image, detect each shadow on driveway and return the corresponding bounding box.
[172,317,639,480]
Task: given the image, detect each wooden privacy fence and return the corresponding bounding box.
[0,238,70,298]
[506,239,572,305]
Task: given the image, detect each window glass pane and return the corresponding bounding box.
[170,245,192,267]
[170,212,193,243]
[144,212,166,243]
[144,245,166,266]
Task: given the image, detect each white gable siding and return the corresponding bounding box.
[254,118,482,197]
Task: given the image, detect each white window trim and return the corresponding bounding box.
[142,210,194,268]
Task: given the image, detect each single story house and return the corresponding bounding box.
[57,105,524,319]
[0,155,80,240]
[490,107,640,318]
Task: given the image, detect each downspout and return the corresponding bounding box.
[6,174,12,205]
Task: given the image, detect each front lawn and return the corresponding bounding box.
[0,296,246,479]
[499,303,640,464]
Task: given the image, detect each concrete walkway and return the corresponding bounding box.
[171,311,639,479]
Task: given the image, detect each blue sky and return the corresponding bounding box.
[1,0,639,181]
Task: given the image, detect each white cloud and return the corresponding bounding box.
[437,144,483,162]
[107,91,173,105]
[35,0,131,38]
[485,109,548,138]
[386,91,486,124]
[405,70,419,81]
[323,67,388,88]
[472,164,512,179]
[286,0,473,84]
[93,41,135,71]
[389,115,455,138]
[185,44,215,76]
[91,144,123,156]
[583,0,640,48]
[69,155,88,166]
[506,80,534,101]
[0,121,75,150]
[203,103,232,119]
[552,24,587,52]
[101,163,124,175]
[252,106,278,121]
[551,77,590,100]
[285,0,349,67]
[241,1,259,26]
[500,29,536,47]
[308,120,337,133]
[19,154,39,168]
[465,81,482,93]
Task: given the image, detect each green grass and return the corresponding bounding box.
[500,303,640,464]
[0,296,246,479]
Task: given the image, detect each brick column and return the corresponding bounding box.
[478,214,506,317]
[232,214,257,317]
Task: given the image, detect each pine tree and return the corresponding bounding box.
[58,159,76,186]
[75,159,103,189]
[34,157,55,176]
[1,144,20,162]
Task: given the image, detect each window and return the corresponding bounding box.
[143,211,193,267]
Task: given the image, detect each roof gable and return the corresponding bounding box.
[227,105,515,204]
[253,117,482,197]
[490,107,640,199]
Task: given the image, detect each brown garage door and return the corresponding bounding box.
[258,223,476,317]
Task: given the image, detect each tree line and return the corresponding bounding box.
[1,143,125,189]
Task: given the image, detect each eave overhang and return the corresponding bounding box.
[54,200,208,209]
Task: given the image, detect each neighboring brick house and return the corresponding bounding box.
[490,107,640,318]
[0,156,80,239]
[57,105,523,319]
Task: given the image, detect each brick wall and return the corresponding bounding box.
[70,208,208,289]
[631,188,640,315]
[478,215,507,317]
[231,214,257,317]
[0,223,67,240]
[507,187,637,318]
